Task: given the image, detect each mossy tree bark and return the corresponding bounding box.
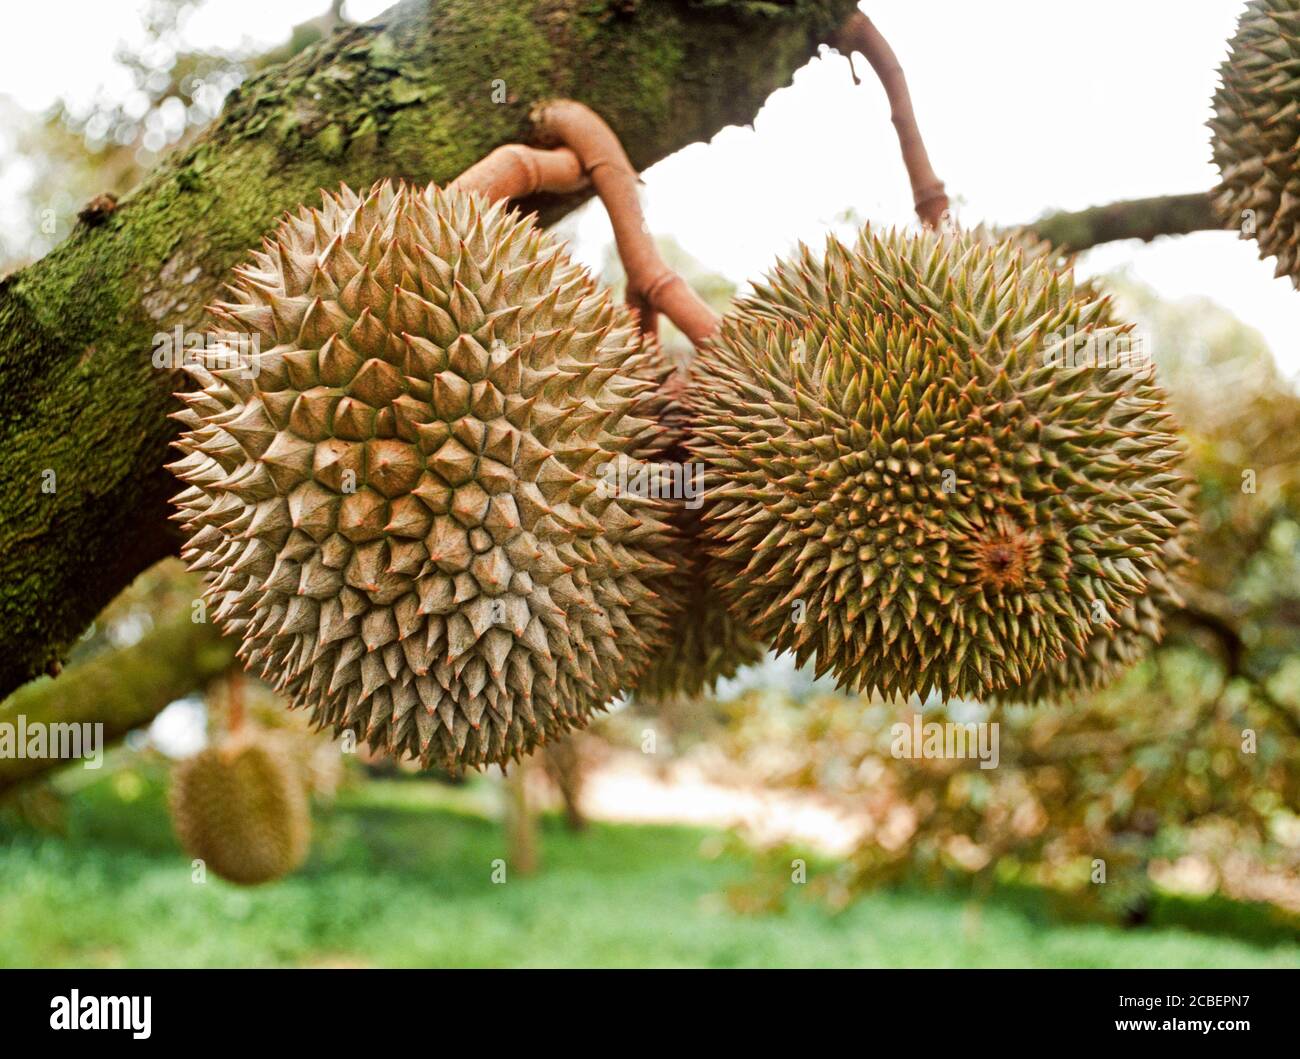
[0,0,858,701]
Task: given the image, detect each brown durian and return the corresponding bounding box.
[170,181,681,770]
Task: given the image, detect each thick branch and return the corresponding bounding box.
[832,12,948,228]
[0,610,235,792]
[0,0,860,699]
[1026,191,1223,253]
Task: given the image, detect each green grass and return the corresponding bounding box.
[1,764,1298,968]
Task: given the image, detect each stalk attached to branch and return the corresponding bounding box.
[534,100,721,346]
[447,144,587,203]
[445,99,720,347]
[834,12,949,229]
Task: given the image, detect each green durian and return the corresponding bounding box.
[998,526,1193,702]
[1209,0,1300,285]
[687,225,1193,701]
[169,734,311,885]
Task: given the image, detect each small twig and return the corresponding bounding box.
[833,12,948,229]
[529,99,721,346]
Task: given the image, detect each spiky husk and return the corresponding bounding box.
[998,526,1192,702]
[169,735,311,885]
[1210,0,1300,285]
[631,375,765,700]
[634,486,767,700]
[993,234,1195,702]
[687,226,1193,701]
[171,181,680,770]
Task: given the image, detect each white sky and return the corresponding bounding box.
[0,0,1293,376]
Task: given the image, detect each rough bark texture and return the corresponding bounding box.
[1027,192,1222,253]
[0,613,235,792]
[0,0,858,700]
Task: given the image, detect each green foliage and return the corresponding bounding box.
[719,652,1299,919]
[1,762,1297,968]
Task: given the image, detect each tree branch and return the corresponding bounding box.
[1025,191,1224,253]
[0,0,861,700]
[0,609,236,792]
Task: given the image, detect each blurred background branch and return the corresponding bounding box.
[1026,191,1224,253]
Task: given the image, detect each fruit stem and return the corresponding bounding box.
[530,99,721,347]
[446,144,587,203]
[445,101,720,350]
[833,12,949,229]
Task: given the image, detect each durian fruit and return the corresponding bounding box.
[630,375,766,700]
[987,232,1196,702]
[634,480,767,700]
[998,522,1193,702]
[1209,0,1300,285]
[687,225,1193,702]
[170,181,680,771]
[169,734,311,885]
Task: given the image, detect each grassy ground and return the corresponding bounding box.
[1,762,1297,968]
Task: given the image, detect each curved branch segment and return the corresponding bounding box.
[833,12,949,228]
[531,99,721,347]
[448,144,587,202]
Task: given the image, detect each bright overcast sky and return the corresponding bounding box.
[1,0,1294,376]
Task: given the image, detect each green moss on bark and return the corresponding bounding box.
[1028,192,1221,253]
